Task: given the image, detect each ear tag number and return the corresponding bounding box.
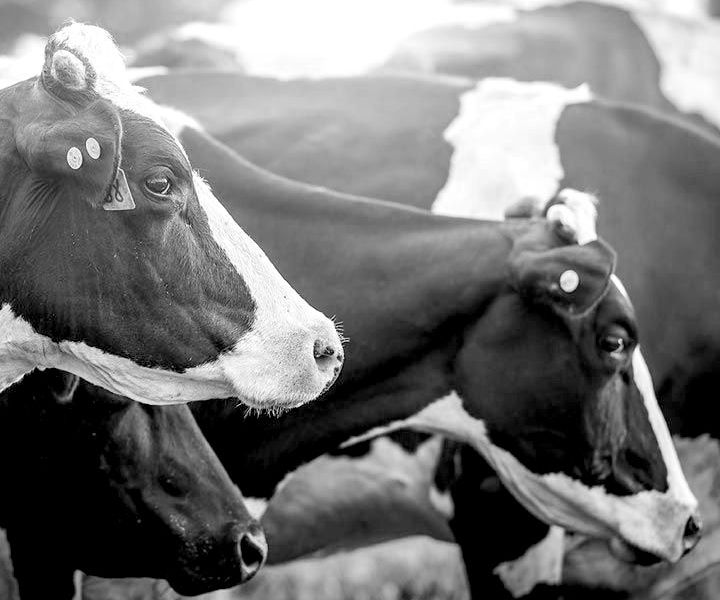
[103,168,136,211]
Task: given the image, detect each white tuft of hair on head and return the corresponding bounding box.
[43,23,194,140]
[48,22,133,96]
[548,189,598,245]
[49,49,87,90]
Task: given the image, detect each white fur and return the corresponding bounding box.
[432,78,592,220]
[245,497,269,520]
[547,189,598,245]
[494,526,565,598]
[344,386,696,562]
[611,275,699,513]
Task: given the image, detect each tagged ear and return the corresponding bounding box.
[510,239,616,317]
[15,100,133,209]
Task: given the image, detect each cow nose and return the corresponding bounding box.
[237,526,267,582]
[682,513,702,555]
[313,338,344,372]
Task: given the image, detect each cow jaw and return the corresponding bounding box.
[344,386,696,563]
[413,392,697,562]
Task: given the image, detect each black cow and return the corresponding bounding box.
[0,370,267,599]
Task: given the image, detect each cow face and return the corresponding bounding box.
[442,198,700,563]
[0,370,265,595]
[0,24,343,407]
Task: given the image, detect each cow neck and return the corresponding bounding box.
[181,128,516,497]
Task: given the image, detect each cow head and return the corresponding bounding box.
[405,192,699,564]
[1,370,266,596]
[0,23,343,407]
[468,192,698,561]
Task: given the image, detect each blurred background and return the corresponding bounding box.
[2,1,720,599]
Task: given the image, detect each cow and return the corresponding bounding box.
[71,126,700,597]
[383,1,720,132]
[0,24,343,408]
[0,370,268,600]
[137,71,720,597]
[140,71,720,441]
[171,126,698,561]
[131,23,246,71]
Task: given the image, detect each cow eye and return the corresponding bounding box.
[598,326,631,358]
[145,174,172,196]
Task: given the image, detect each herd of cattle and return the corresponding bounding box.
[1,1,720,599]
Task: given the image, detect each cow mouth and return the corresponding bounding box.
[608,537,664,566]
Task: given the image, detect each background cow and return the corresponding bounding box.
[0,370,267,599]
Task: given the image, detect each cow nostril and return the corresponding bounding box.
[237,529,267,582]
[683,514,702,554]
[313,339,335,359]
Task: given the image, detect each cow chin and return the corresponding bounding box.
[608,537,664,566]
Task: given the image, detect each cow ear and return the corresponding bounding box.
[510,239,616,317]
[15,99,132,210]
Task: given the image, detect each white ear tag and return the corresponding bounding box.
[103,168,136,211]
[559,269,580,293]
[66,146,83,170]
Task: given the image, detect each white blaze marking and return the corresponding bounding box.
[194,176,342,410]
[611,274,699,512]
[432,78,592,220]
[632,10,720,130]
[493,526,565,598]
[344,390,696,562]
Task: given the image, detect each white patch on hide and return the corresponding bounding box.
[245,497,269,520]
[344,391,696,562]
[432,78,592,220]
[632,11,720,130]
[493,526,565,598]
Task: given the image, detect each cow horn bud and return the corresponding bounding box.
[48,49,88,91]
